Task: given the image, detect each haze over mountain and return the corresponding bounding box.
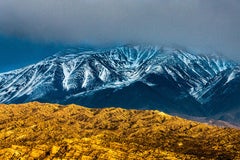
[0,0,240,69]
[0,35,68,72]
[1,45,240,126]
[1,1,240,159]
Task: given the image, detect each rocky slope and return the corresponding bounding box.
[0,102,240,159]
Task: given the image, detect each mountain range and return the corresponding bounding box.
[0,45,240,126]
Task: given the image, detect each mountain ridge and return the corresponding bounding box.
[0,45,240,125]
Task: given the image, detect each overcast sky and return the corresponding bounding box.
[0,0,240,71]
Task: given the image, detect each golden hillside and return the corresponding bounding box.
[0,102,240,159]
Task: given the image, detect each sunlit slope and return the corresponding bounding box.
[0,102,240,159]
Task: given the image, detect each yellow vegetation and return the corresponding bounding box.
[0,102,239,159]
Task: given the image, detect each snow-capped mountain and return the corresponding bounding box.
[1,45,240,125]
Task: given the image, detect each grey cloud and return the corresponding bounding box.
[0,0,240,59]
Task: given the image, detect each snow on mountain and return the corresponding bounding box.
[0,45,237,103]
[0,45,240,125]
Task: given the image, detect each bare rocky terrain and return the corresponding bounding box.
[0,102,240,159]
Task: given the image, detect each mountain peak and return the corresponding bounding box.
[0,45,240,126]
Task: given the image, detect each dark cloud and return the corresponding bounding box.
[0,0,240,59]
